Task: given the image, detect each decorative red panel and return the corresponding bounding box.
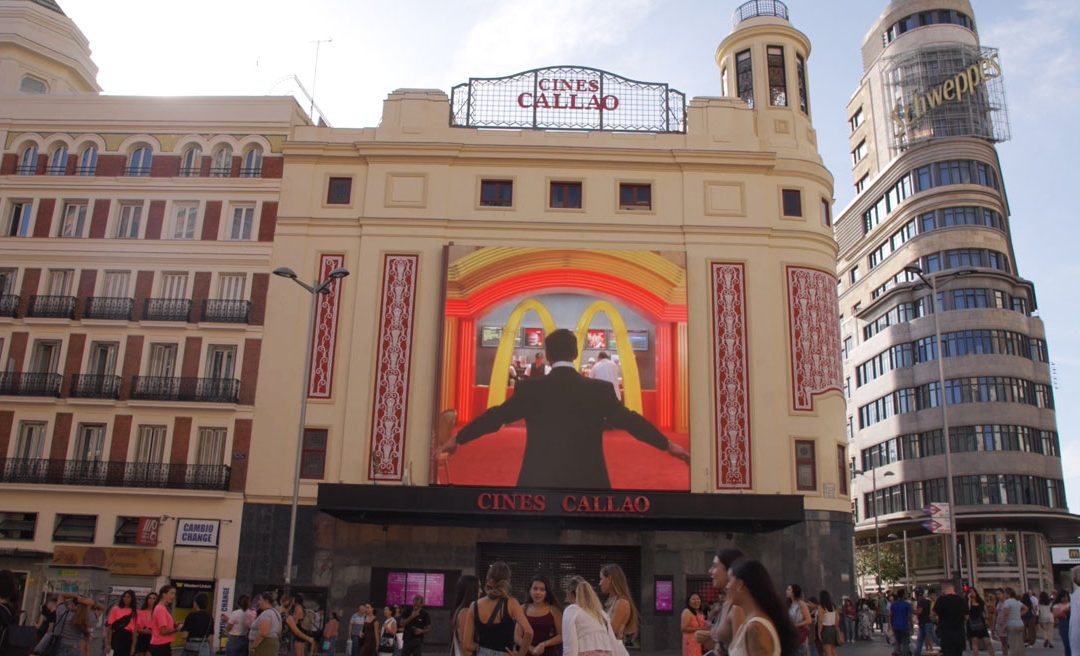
[369,254,419,481]
[307,254,345,398]
[711,263,751,490]
[787,266,843,411]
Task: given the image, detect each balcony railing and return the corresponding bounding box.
[125,166,150,177]
[239,167,262,178]
[0,294,18,317]
[0,458,231,491]
[202,299,250,323]
[733,0,789,25]
[143,298,191,322]
[0,372,62,396]
[131,376,240,403]
[209,166,231,177]
[85,297,134,321]
[46,166,67,176]
[28,295,76,318]
[69,374,122,399]
[15,164,37,175]
[179,166,201,177]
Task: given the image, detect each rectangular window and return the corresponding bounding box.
[855,174,869,194]
[172,202,198,239]
[228,205,254,240]
[0,512,37,540]
[6,201,33,237]
[767,46,787,106]
[160,272,188,299]
[852,140,868,166]
[0,268,15,296]
[134,425,166,463]
[849,267,860,284]
[116,203,142,239]
[838,445,848,495]
[29,340,61,373]
[795,54,808,113]
[300,428,328,479]
[736,49,754,107]
[60,202,88,237]
[14,422,46,459]
[195,427,227,465]
[549,181,583,209]
[849,107,863,133]
[73,424,105,461]
[102,271,130,298]
[327,177,353,205]
[480,180,513,207]
[53,514,96,543]
[820,198,831,227]
[46,269,73,296]
[619,183,652,210]
[205,345,237,379]
[218,274,246,300]
[114,516,144,545]
[795,440,816,491]
[147,343,178,377]
[781,189,802,217]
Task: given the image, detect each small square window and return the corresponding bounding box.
[550,182,582,209]
[54,514,96,543]
[480,180,513,207]
[327,177,353,205]
[114,516,141,545]
[300,428,327,479]
[0,512,37,540]
[795,440,816,491]
[619,183,651,210]
[782,189,802,217]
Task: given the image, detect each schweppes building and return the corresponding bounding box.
[239,1,849,649]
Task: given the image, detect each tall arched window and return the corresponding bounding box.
[241,146,263,177]
[210,145,233,177]
[47,144,68,175]
[180,144,202,176]
[17,143,38,175]
[77,144,98,176]
[127,145,153,176]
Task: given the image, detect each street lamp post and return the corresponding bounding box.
[889,530,911,591]
[903,264,969,581]
[273,265,349,596]
[858,467,894,595]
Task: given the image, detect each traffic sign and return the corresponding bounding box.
[923,520,942,532]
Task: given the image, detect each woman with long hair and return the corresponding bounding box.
[599,564,638,643]
[724,560,798,656]
[967,589,994,656]
[786,584,811,656]
[376,607,395,656]
[149,585,180,656]
[1052,590,1071,656]
[695,548,747,655]
[1037,591,1054,648]
[105,590,138,656]
[52,593,95,656]
[521,575,562,656]
[134,592,158,656]
[284,596,318,656]
[451,575,480,656]
[816,591,840,656]
[463,562,533,656]
[680,593,707,656]
[562,576,619,656]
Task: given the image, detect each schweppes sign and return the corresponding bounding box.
[891,52,1002,133]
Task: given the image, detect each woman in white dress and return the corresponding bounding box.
[725,560,799,656]
[562,576,619,656]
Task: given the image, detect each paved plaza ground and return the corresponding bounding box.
[649,632,1070,656]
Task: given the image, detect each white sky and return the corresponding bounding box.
[55,0,1080,512]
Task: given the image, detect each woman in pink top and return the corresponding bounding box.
[105,590,138,656]
[150,585,180,656]
[135,592,159,656]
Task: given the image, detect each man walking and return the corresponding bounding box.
[890,588,915,656]
[933,581,969,656]
[347,604,365,656]
[399,595,430,656]
[915,590,938,656]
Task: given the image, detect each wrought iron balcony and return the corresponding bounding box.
[143,298,191,321]
[209,166,231,177]
[179,166,201,177]
[0,458,230,491]
[46,165,67,176]
[28,295,76,318]
[0,294,18,317]
[85,297,134,321]
[201,299,250,323]
[70,374,122,399]
[125,166,151,177]
[733,0,789,25]
[131,376,240,403]
[0,372,62,396]
[239,167,262,178]
[15,164,37,175]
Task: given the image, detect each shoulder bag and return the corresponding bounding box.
[1,604,39,655]
[31,607,69,656]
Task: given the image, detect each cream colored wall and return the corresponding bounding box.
[250,82,848,515]
[0,0,99,93]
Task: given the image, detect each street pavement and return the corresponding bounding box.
[648,632,1071,656]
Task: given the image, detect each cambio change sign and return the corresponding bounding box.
[175,519,220,546]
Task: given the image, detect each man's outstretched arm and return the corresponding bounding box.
[605,388,690,462]
[438,386,529,454]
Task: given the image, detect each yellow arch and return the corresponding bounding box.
[573,300,643,414]
[486,299,557,407]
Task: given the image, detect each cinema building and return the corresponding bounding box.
[0,0,308,619]
[837,0,1077,592]
[238,1,850,649]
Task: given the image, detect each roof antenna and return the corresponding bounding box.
[310,38,332,121]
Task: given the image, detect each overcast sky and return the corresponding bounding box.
[56,0,1080,510]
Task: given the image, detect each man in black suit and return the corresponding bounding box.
[438,328,690,489]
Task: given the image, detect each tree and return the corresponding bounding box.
[855,543,906,591]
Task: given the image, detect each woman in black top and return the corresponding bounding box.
[180,594,214,656]
[463,562,533,656]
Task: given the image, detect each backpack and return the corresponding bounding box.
[301,608,321,635]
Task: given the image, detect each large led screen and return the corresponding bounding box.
[433,246,690,491]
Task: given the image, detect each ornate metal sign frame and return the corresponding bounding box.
[450,65,686,133]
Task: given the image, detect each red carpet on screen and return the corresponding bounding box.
[440,424,690,490]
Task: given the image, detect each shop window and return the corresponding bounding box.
[782,189,802,217]
[0,512,37,540]
[480,180,513,207]
[326,177,353,205]
[619,183,651,210]
[300,428,327,479]
[54,514,96,543]
[549,181,582,209]
[378,570,448,607]
[794,440,816,491]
